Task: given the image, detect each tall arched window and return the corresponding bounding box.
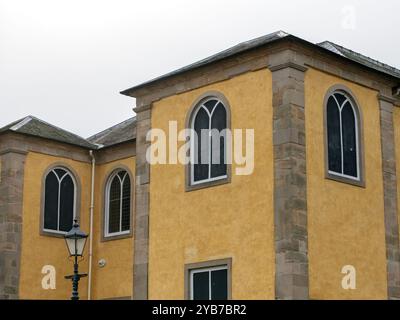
[190,97,228,186]
[326,90,360,181]
[43,167,76,233]
[105,169,131,237]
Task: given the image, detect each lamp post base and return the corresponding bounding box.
[65,273,87,300]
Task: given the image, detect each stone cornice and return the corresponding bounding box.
[124,37,399,108]
[377,94,397,105]
[133,104,152,113]
[0,148,28,156]
[0,131,92,163]
[269,61,308,73]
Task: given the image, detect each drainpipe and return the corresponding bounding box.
[87,150,95,300]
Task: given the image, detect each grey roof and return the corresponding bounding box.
[318,41,400,79]
[121,31,400,96]
[0,115,97,149]
[87,117,136,148]
[121,30,290,95]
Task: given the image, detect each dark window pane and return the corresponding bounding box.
[121,174,131,232]
[334,93,347,107]
[327,96,342,173]
[193,107,210,182]
[54,168,66,179]
[44,171,59,230]
[211,269,228,300]
[108,176,121,234]
[118,171,126,180]
[341,102,357,177]
[59,175,74,232]
[211,103,227,178]
[193,271,209,300]
[203,99,217,113]
[211,103,226,130]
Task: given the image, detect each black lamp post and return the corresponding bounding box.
[64,219,88,300]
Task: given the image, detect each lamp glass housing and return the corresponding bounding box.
[64,220,88,257]
[65,236,87,256]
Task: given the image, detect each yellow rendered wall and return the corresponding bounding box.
[19,151,135,300]
[90,157,135,299]
[148,69,275,299]
[19,152,91,299]
[305,68,387,299]
[393,108,400,254]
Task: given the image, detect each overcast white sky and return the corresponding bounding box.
[0,0,399,137]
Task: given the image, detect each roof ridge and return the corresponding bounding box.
[317,41,344,56]
[0,116,30,132]
[28,115,93,144]
[319,41,400,75]
[121,30,291,95]
[9,116,33,131]
[239,30,289,45]
[87,116,136,141]
[0,115,97,149]
[122,32,400,96]
[1,115,136,149]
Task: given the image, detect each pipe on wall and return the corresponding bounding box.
[87,150,96,300]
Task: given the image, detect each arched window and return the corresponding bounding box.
[326,90,360,180]
[105,169,131,237]
[43,167,76,233]
[190,97,228,186]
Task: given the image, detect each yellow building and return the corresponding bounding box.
[1,31,400,300]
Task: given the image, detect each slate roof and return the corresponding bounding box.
[0,115,138,149]
[2,32,399,150]
[121,31,400,96]
[120,31,290,95]
[87,117,136,148]
[318,41,400,79]
[0,115,97,149]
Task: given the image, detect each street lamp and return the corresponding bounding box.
[64,219,88,300]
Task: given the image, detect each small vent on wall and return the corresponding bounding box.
[98,259,106,268]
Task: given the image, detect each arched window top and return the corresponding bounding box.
[43,166,77,234]
[50,167,75,182]
[328,91,357,113]
[325,87,364,186]
[104,168,132,238]
[187,92,231,190]
[191,98,227,122]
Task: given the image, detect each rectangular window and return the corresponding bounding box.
[189,266,228,300]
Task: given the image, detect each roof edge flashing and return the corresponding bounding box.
[121,33,400,98]
[10,116,33,131]
[120,30,292,97]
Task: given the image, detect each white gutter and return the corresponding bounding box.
[88,150,96,300]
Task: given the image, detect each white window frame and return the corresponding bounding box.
[190,97,228,186]
[43,167,77,235]
[327,92,360,181]
[189,265,228,300]
[104,170,131,238]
